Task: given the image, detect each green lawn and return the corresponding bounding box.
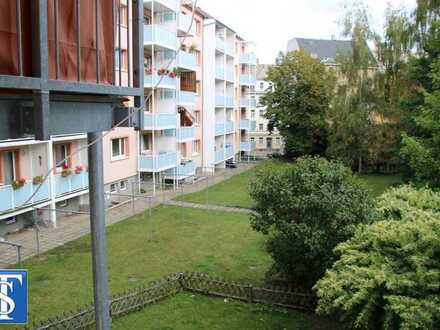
[357,174,403,198]
[176,161,286,209]
[113,293,339,330]
[20,206,272,323]
[178,161,402,209]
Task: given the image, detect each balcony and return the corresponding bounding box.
[144,25,178,50]
[177,51,197,71]
[55,172,89,198]
[215,38,226,53]
[240,119,251,130]
[240,74,257,86]
[139,152,178,172]
[178,13,196,36]
[240,53,257,65]
[144,113,178,130]
[240,141,257,152]
[215,122,225,136]
[216,95,234,108]
[240,98,257,108]
[177,126,196,141]
[165,160,196,179]
[225,145,234,158]
[0,181,51,213]
[216,145,235,163]
[225,121,234,134]
[144,74,177,89]
[178,91,196,106]
[144,0,178,12]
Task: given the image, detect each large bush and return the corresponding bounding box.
[249,156,375,287]
[315,186,440,330]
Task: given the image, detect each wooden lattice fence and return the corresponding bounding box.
[28,272,316,330]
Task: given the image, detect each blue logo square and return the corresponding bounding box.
[0,270,28,324]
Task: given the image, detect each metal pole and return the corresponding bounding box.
[87,132,110,330]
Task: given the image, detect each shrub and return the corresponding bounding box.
[249,156,375,287]
[315,212,440,330]
[377,185,440,220]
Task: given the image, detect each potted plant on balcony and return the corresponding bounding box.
[12,178,26,190]
[33,175,44,185]
[75,166,84,175]
[189,44,198,52]
[169,70,177,78]
[61,164,73,177]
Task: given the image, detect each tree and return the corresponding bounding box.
[400,20,440,187]
[261,51,335,158]
[315,186,440,330]
[327,1,384,173]
[249,156,375,287]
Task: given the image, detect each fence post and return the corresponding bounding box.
[246,284,253,304]
[131,182,136,215]
[17,245,22,266]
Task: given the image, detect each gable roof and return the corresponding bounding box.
[287,38,353,65]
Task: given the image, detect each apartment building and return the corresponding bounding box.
[0,0,257,236]
[0,1,143,236]
[200,9,257,169]
[250,64,284,156]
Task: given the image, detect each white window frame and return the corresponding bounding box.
[2,151,17,185]
[110,183,117,194]
[120,180,128,191]
[111,138,126,161]
[55,144,68,172]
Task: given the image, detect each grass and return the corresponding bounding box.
[357,174,403,198]
[178,161,403,210]
[19,206,272,323]
[112,293,339,330]
[176,161,286,209]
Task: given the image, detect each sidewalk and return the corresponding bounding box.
[0,163,256,267]
[164,200,254,214]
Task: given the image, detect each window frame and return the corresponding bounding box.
[111,138,127,161]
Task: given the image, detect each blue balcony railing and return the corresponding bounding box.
[240,74,257,86]
[144,113,178,130]
[240,53,257,65]
[178,51,197,71]
[225,44,235,57]
[178,13,196,36]
[225,121,234,133]
[240,119,251,130]
[179,91,196,105]
[225,96,235,108]
[240,98,257,108]
[178,127,195,141]
[139,152,178,172]
[215,122,225,136]
[225,69,234,82]
[55,172,88,198]
[144,74,177,89]
[144,25,178,50]
[216,38,226,53]
[240,141,257,152]
[215,67,226,81]
[0,181,51,213]
[166,160,196,178]
[144,0,178,11]
[225,145,234,159]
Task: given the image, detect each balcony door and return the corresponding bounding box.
[2,151,16,185]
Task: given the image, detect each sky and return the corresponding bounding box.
[197,0,417,64]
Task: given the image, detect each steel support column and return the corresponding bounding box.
[87,132,110,330]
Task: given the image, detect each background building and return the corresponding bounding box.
[250,64,284,157]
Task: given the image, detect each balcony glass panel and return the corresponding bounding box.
[144,113,178,129]
[55,172,88,198]
[144,25,178,50]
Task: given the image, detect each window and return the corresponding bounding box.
[120,180,127,191]
[119,5,128,26]
[259,124,264,131]
[1,151,17,185]
[250,110,255,119]
[110,183,117,194]
[194,111,201,125]
[259,82,264,90]
[142,135,150,152]
[276,137,281,145]
[193,140,201,154]
[267,138,273,149]
[54,144,69,171]
[111,138,127,160]
[259,137,264,145]
[115,49,128,71]
[250,137,255,143]
[259,109,265,117]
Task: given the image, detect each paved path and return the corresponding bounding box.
[0,163,257,267]
[164,200,255,214]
